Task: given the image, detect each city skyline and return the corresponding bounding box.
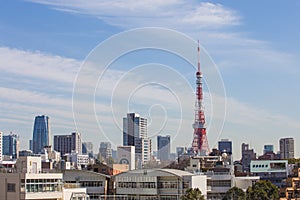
[0,1,300,159]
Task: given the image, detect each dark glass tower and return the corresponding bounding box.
[32,115,50,154]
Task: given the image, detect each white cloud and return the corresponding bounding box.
[26,0,240,29]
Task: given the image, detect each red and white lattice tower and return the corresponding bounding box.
[192,41,210,155]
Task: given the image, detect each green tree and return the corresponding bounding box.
[223,186,246,200]
[181,188,205,200]
[246,180,279,200]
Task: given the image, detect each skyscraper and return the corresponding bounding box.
[123,113,151,166]
[157,135,170,161]
[218,139,232,155]
[32,115,51,154]
[2,133,19,159]
[82,142,94,157]
[99,142,112,160]
[280,138,294,159]
[54,132,82,156]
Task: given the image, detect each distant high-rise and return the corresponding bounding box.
[54,132,82,156]
[123,113,151,166]
[0,132,2,161]
[32,115,51,154]
[263,144,274,154]
[99,142,112,160]
[280,138,294,159]
[157,135,170,161]
[2,133,19,159]
[218,139,232,155]
[241,143,256,172]
[82,142,94,157]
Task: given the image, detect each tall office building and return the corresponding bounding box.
[82,142,94,157]
[218,139,232,155]
[99,142,112,160]
[280,138,294,159]
[32,115,51,154]
[2,133,19,159]
[241,143,256,172]
[123,113,151,166]
[0,132,2,161]
[54,132,82,156]
[157,135,170,161]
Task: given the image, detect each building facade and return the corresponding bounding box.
[250,160,288,187]
[114,168,207,200]
[157,135,171,161]
[0,156,63,200]
[280,137,294,159]
[82,142,94,157]
[99,142,112,160]
[54,132,82,156]
[2,133,19,159]
[218,139,232,155]
[241,143,256,173]
[123,113,151,166]
[117,146,135,170]
[32,115,51,154]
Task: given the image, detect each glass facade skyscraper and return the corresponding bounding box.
[2,133,19,159]
[32,115,51,154]
[157,135,171,161]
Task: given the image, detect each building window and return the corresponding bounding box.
[7,183,16,192]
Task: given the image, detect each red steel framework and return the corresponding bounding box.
[192,41,210,155]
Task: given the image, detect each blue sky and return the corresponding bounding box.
[1,0,300,159]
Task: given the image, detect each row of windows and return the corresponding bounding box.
[207,180,231,187]
[252,164,269,168]
[80,181,103,187]
[21,179,62,183]
[118,182,156,188]
[157,182,178,189]
[21,183,63,193]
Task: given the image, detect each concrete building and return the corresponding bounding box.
[218,139,232,155]
[250,160,288,187]
[186,155,259,199]
[54,132,82,156]
[114,168,207,199]
[63,170,110,200]
[99,142,112,160]
[282,168,300,200]
[280,137,294,159]
[117,146,135,170]
[2,133,19,159]
[0,156,63,200]
[123,113,151,166]
[32,115,51,154]
[157,135,171,161]
[241,143,256,173]
[65,152,89,169]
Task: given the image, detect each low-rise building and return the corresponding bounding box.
[0,156,63,200]
[281,168,300,200]
[63,169,110,200]
[114,168,207,199]
[250,160,288,187]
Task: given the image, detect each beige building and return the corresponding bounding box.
[0,156,63,200]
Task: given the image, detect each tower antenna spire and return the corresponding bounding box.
[192,40,210,155]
